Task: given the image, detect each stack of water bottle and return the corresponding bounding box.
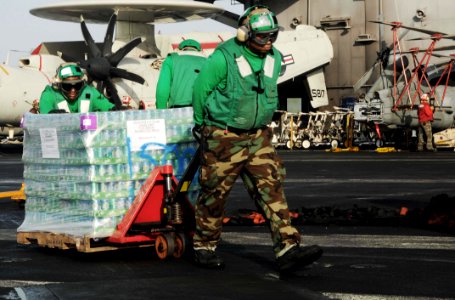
[18,108,199,238]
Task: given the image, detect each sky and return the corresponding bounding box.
[0,0,244,65]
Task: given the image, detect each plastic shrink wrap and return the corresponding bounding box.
[18,108,199,238]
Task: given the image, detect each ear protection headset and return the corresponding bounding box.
[52,63,68,90]
[237,5,269,42]
[236,5,277,43]
[236,25,250,43]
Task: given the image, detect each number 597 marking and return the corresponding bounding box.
[311,89,325,98]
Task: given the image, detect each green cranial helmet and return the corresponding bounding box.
[238,5,279,45]
[178,39,202,51]
[248,10,279,32]
[56,64,85,98]
[57,63,84,80]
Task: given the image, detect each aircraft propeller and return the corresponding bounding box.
[59,11,146,109]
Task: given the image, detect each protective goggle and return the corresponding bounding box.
[251,30,279,45]
[61,81,84,92]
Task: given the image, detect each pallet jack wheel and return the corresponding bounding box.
[173,233,187,258]
[155,233,175,260]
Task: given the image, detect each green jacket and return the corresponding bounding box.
[156,51,206,109]
[39,84,114,114]
[192,38,281,129]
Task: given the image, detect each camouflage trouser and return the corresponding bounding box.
[193,125,301,256]
[418,122,434,150]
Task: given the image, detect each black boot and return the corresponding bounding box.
[194,249,225,269]
[276,245,323,273]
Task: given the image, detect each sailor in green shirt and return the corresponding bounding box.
[192,5,322,273]
[39,63,114,114]
[155,39,206,109]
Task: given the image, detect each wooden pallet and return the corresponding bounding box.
[17,231,153,253]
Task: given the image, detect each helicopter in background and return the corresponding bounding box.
[351,20,455,147]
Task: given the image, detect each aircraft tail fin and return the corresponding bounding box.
[307,68,329,108]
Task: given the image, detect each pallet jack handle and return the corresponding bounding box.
[171,126,202,201]
[161,165,174,203]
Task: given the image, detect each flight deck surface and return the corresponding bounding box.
[1,146,454,300]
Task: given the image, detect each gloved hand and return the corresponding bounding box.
[48,109,67,114]
[192,124,203,143]
[193,124,202,133]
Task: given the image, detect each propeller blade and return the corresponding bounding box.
[353,63,376,92]
[109,37,145,66]
[80,15,101,58]
[96,81,105,94]
[57,51,78,63]
[105,78,123,109]
[102,11,118,57]
[86,77,94,86]
[111,67,145,84]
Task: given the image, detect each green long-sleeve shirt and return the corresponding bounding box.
[192,42,271,126]
[156,51,206,109]
[155,56,174,109]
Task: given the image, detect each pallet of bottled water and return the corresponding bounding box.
[18,108,199,238]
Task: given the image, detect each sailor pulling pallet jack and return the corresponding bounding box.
[191,5,323,273]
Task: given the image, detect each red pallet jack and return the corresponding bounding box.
[106,144,200,259]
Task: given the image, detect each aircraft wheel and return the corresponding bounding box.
[155,233,175,260]
[330,139,339,150]
[173,233,187,258]
[295,139,302,148]
[375,139,384,148]
[302,139,311,149]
